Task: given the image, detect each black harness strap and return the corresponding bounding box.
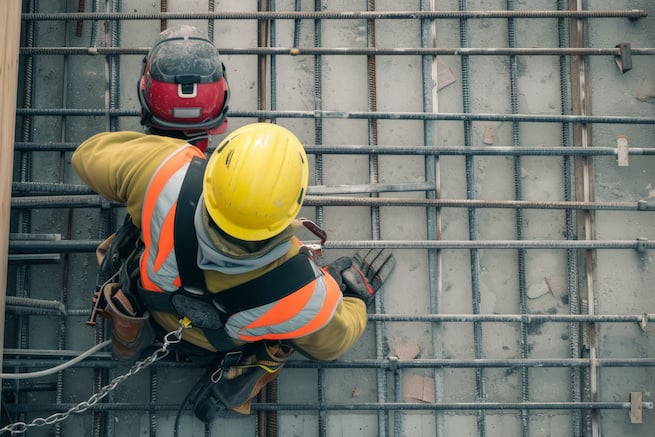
[173,156,208,293]
[215,254,317,313]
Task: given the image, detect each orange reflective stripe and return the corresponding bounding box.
[140,145,204,292]
[241,281,315,330]
[152,201,177,271]
[237,272,342,342]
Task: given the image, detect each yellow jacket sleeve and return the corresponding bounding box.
[291,297,367,361]
[71,131,188,226]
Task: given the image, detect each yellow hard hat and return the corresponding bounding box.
[203,123,309,241]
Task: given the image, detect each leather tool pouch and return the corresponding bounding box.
[90,215,149,360]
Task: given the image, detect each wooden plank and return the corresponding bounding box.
[0,0,22,386]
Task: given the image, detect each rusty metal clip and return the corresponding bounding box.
[299,217,328,257]
[615,42,632,73]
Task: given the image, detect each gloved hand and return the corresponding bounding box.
[326,248,395,306]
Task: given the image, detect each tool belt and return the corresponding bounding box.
[90,215,153,361]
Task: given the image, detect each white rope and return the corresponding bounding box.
[0,340,112,379]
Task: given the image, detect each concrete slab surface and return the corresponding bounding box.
[3,0,655,436]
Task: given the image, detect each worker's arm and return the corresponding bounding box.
[72,131,187,225]
[291,297,368,361]
[293,248,396,361]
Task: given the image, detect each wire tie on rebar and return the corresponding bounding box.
[629,392,643,423]
[387,355,399,371]
[636,237,648,254]
[640,313,649,331]
[614,42,632,73]
[87,47,98,55]
[616,135,629,167]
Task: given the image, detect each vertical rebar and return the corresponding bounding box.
[95,3,122,436]
[207,0,215,40]
[160,0,167,32]
[558,1,582,435]
[270,0,277,124]
[293,0,302,48]
[90,0,100,48]
[149,367,157,437]
[268,4,279,435]
[14,0,36,428]
[569,1,599,435]
[366,2,388,436]
[54,16,74,436]
[313,2,326,436]
[505,1,529,435]
[258,0,269,123]
[313,0,325,227]
[421,1,445,436]
[458,1,486,435]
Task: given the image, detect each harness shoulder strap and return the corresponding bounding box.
[174,156,208,292]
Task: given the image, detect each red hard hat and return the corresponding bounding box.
[138,25,230,141]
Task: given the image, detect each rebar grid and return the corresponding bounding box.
[6,2,654,437]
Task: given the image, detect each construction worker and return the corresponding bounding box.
[72,122,395,419]
[138,24,230,152]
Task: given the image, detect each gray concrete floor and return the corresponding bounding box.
[4,0,655,436]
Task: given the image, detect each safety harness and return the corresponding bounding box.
[129,157,322,352]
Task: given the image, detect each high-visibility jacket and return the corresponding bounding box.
[72,131,367,360]
[137,145,342,345]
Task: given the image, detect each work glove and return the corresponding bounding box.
[326,248,395,306]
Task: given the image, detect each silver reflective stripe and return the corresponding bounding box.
[143,155,190,292]
[224,265,339,340]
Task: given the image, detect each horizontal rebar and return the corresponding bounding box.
[12,195,654,211]
[12,181,93,194]
[307,182,435,195]
[253,401,654,412]
[14,142,655,156]
[5,355,655,371]
[11,195,118,209]
[6,310,653,325]
[16,108,655,124]
[369,313,655,324]
[302,145,655,156]
[303,196,655,211]
[323,240,655,250]
[5,296,66,315]
[7,239,655,253]
[20,10,648,21]
[18,46,655,56]
[5,401,652,414]
[285,358,655,369]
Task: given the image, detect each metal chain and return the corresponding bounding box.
[0,320,190,435]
